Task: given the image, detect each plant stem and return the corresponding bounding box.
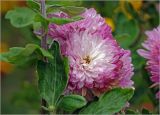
[40,0,47,50]
[40,0,48,114]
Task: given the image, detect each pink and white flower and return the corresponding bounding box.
[49,8,134,95]
[137,26,160,99]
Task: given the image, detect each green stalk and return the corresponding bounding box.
[40,0,47,50]
[40,0,49,114]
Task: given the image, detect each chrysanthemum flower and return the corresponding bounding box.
[137,26,160,99]
[49,8,134,95]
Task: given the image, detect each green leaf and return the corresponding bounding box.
[47,16,83,25]
[103,1,119,18]
[142,108,150,114]
[26,0,40,12]
[37,41,69,108]
[33,22,42,32]
[124,2,142,23]
[57,95,87,112]
[126,109,139,114]
[23,44,53,59]
[34,14,49,30]
[0,44,53,65]
[115,33,131,48]
[0,47,24,62]
[46,5,62,13]
[35,13,83,26]
[114,13,140,48]
[61,6,85,16]
[46,5,86,16]
[63,57,69,77]
[80,88,134,114]
[5,7,36,28]
[126,109,136,114]
[45,1,82,7]
[132,50,145,70]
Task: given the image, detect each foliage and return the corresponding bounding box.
[5,7,36,28]
[57,95,87,113]
[0,44,53,65]
[80,88,134,114]
[37,41,69,112]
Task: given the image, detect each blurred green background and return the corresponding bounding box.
[1,0,159,114]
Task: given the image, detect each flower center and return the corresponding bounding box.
[83,56,91,64]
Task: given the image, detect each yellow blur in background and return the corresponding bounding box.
[105,18,115,32]
[0,43,12,74]
[0,0,26,74]
[119,0,143,19]
[129,0,143,12]
[0,0,25,13]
